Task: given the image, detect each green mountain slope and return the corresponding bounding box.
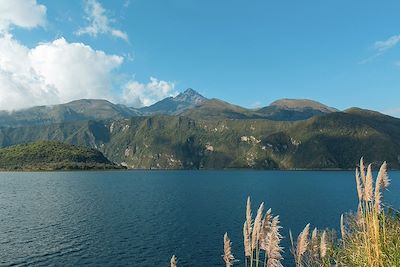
[0,109,398,170]
[0,141,121,171]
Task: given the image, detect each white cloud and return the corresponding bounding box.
[360,34,400,64]
[0,34,123,110]
[0,0,46,33]
[374,35,400,53]
[76,0,128,41]
[30,37,123,101]
[122,77,177,107]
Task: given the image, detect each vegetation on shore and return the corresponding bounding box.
[0,141,123,171]
[170,158,400,266]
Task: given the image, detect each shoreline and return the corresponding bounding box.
[1,167,399,172]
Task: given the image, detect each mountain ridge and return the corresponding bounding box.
[0,99,140,127]
[269,98,338,112]
[0,88,350,127]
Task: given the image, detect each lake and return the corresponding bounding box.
[0,170,399,266]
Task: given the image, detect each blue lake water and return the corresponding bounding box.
[0,170,399,266]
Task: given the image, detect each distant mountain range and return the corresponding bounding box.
[0,89,399,170]
[0,88,339,127]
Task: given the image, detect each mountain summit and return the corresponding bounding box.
[257,98,338,121]
[174,88,207,104]
[270,99,338,112]
[139,88,207,115]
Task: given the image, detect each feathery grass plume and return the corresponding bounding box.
[295,223,310,267]
[356,202,365,226]
[340,214,346,240]
[374,161,390,213]
[223,233,235,267]
[244,221,251,257]
[170,255,177,267]
[360,157,366,185]
[311,228,319,259]
[355,168,363,202]
[320,231,327,258]
[265,216,284,267]
[259,208,272,251]
[251,202,264,250]
[379,161,390,188]
[289,229,295,257]
[246,197,252,229]
[245,197,252,253]
[364,164,373,201]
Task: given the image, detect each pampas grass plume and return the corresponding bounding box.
[266,216,284,267]
[374,161,390,213]
[251,202,264,250]
[224,233,235,267]
[320,231,327,258]
[340,214,346,239]
[170,255,177,267]
[297,223,310,258]
[243,221,251,257]
[311,228,318,258]
[364,164,373,201]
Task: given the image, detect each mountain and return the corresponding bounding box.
[180,98,338,121]
[257,99,338,121]
[0,99,140,127]
[0,109,399,170]
[181,99,264,120]
[0,91,339,128]
[270,99,338,112]
[139,88,207,114]
[0,141,122,171]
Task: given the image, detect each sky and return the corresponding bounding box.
[0,0,400,117]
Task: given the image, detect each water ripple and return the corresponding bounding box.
[0,171,399,266]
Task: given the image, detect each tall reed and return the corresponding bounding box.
[336,159,397,266]
[243,198,283,267]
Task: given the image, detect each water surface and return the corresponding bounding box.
[0,170,399,266]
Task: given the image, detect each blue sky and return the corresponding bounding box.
[1,0,400,116]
